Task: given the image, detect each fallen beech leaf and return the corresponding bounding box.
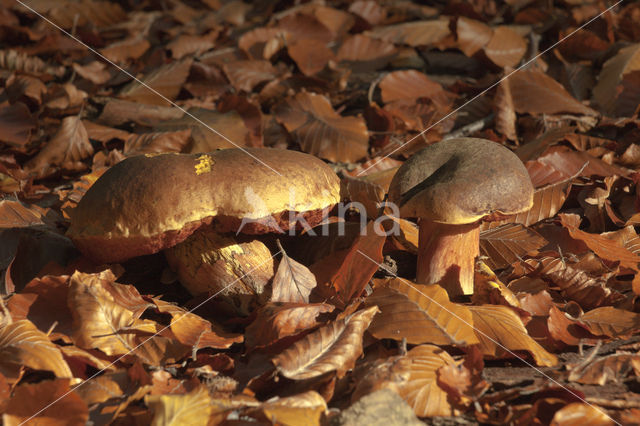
[366,278,479,346]
[340,174,386,219]
[245,302,334,349]
[569,353,640,385]
[44,82,87,112]
[456,17,492,57]
[559,214,640,271]
[24,115,93,179]
[312,221,386,308]
[550,402,614,425]
[98,98,184,127]
[72,61,111,85]
[119,58,193,106]
[167,32,217,59]
[575,306,640,338]
[258,391,327,425]
[124,130,191,156]
[473,261,522,309]
[592,43,640,115]
[367,18,450,46]
[271,244,317,304]
[379,70,445,104]
[68,270,186,364]
[494,76,517,140]
[349,1,387,26]
[145,386,212,425]
[3,379,88,426]
[336,34,397,71]
[238,27,288,60]
[223,60,282,92]
[153,299,243,350]
[469,305,558,366]
[277,12,334,44]
[479,223,547,270]
[504,69,598,116]
[274,91,368,163]
[0,102,36,150]
[82,120,131,144]
[273,306,379,380]
[0,319,73,380]
[547,305,600,346]
[538,149,630,179]
[0,49,65,77]
[354,344,456,417]
[36,0,126,29]
[484,26,527,68]
[6,74,47,106]
[288,38,334,76]
[100,35,151,64]
[0,199,56,228]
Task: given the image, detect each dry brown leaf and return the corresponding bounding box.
[354,344,456,417]
[367,18,450,46]
[238,27,288,60]
[277,12,334,44]
[469,305,558,366]
[592,43,640,115]
[119,58,192,105]
[274,91,368,163]
[153,300,243,350]
[340,174,386,219]
[494,76,517,140]
[349,1,387,26]
[473,261,522,309]
[569,352,640,385]
[271,245,317,304]
[38,0,126,29]
[98,98,184,127]
[336,34,397,71]
[550,402,614,426]
[245,302,334,349]
[44,82,87,112]
[25,115,93,179]
[72,61,111,85]
[68,270,186,364]
[379,70,445,103]
[366,278,479,346]
[505,69,598,116]
[547,304,599,346]
[288,38,334,76]
[479,223,547,270]
[0,199,55,229]
[124,130,191,156]
[273,306,378,380]
[456,17,492,57]
[575,307,640,338]
[223,60,282,92]
[100,36,150,63]
[167,32,217,59]
[484,26,527,68]
[6,74,47,106]
[559,214,640,271]
[259,391,327,426]
[0,49,65,77]
[145,386,212,426]
[312,221,386,308]
[2,379,88,426]
[0,319,72,381]
[0,102,37,150]
[538,149,630,179]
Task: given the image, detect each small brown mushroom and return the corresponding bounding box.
[67,148,341,312]
[387,138,534,296]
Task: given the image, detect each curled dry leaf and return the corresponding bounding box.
[547,304,600,346]
[568,353,640,386]
[271,245,317,304]
[124,129,191,156]
[288,38,334,76]
[24,115,93,179]
[119,58,193,106]
[0,102,37,150]
[354,344,456,417]
[366,278,479,346]
[223,60,282,92]
[68,270,186,364]
[0,199,55,228]
[257,391,327,425]
[550,402,614,426]
[100,36,151,64]
[484,26,527,68]
[272,305,379,380]
[340,173,386,219]
[98,98,184,127]
[72,61,111,85]
[274,91,369,163]
[0,49,65,77]
[38,0,126,29]
[238,27,288,60]
[2,379,88,426]
[494,77,517,140]
[367,18,450,46]
[336,34,397,71]
[167,32,217,60]
[6,74,47,106]
[479,223,547,270]
[456,16,492,57]
[349,0,387,26]
[592,43,640,115]
[574,306,640,338]
[44,82,87,112]
[0,319,73,381]
[145,386,212,426]
[469,304,558,366]
[504,69,598,116]
[245,302,334,349]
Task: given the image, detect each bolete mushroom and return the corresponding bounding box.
[67,148,340,312]
[387,138,534,296]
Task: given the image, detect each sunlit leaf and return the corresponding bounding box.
[271,244,317,304]
[479,223,547,270]
[145,386,212,426]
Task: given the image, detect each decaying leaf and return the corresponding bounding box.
[469,305,558,366]
[366,278,479,346]
[273,306,378,380]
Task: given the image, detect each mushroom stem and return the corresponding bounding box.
[416,219,479,296]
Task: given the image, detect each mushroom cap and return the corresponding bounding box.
[67,148,340,263]
[387,138,533,224]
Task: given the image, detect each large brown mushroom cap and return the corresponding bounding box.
[67,148,340,263]
[387,138,534,224]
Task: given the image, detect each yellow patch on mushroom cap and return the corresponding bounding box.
[195,154,214,175]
